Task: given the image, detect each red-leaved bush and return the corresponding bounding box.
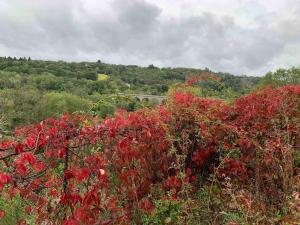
[0,85,299,224]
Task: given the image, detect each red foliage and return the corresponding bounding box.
[185,71,222,86]
[0,85,299,223]
[0,210,4,219]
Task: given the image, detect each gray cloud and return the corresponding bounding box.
[115,0,161,34]
[0,0,299,75]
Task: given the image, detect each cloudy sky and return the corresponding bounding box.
[0,0,299,76]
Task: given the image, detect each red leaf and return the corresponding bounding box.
[15,143,24,154]
[22,152,36,165]
[32,161,46,173]
[0,210,5,219]
[74,168,90,183]
[16,161,28,176]
[64,170,74,179]
[25,206,32,214]
[25,136,35,148]
[0,173,11,184]
[58,149,66,158]
[118,137,131,149]
[140,198,154,214]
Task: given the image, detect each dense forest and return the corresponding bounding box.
[0,57,299,225]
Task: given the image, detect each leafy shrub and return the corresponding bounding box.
[0,85,299,224]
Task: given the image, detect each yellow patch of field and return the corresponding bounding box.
[97,74,109,81]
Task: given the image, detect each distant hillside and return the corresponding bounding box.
[0,57,260,95]
[0,56,261,130]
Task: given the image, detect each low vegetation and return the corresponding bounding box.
[0,71,299,224]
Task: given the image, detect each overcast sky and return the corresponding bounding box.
[0,0,299,76]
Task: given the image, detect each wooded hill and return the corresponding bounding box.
[0,57,260,130]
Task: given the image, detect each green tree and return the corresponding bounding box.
[258,67,300,87]
[36,92,92,120]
